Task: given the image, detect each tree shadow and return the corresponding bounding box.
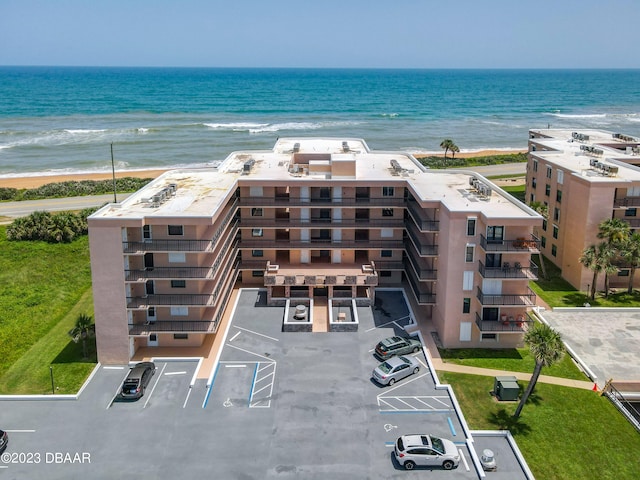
[51,339,97,364]
[439,348,523,360]
[487,407,532,435]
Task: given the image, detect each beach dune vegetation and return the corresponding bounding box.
[6,207,98,243]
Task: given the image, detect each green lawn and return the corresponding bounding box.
[0,225,96,393]
[439,371,640,480]
[438,347,587,380]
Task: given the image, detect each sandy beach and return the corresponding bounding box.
[0,149,526,190]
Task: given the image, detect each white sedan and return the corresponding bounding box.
[371,355,420,386]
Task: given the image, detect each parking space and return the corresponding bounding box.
[0,289,529,479]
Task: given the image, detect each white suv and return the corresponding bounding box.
[394,434,460,470]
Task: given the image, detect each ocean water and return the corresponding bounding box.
[0,67,639,177]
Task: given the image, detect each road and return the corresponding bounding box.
[0,194,131,220]
[0,164,526,221]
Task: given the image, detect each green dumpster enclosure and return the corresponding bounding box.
[494,376,519,401]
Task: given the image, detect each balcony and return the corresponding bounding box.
[125,267,218,281]
[474,312,534,333]
[404,251,437,280]
[238,197,406,207]
[478,260,538,280]
[404,225,438,256]
[241,218,405,228]
[239,238,404,249]
[263,263,378,287]
[127,294,216,307]
[476,286,536,306]
[614,196,640,208]
[479,234,540,253]
[405,201,440,232]
[129,320,217,335]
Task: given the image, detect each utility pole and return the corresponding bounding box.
[111,143,117,203]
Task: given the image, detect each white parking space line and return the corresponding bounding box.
[224,364,247,368]
[183,387,192,409]
[164,371,187,376]
[107,369,132,409]
[459,449,470,471]
[143,362,167,409]
[4,430,36,433]
[414,356,429,370]
[378,395,453,412]
[103,366,125,370]
[249,362,276,408]
[226,343,275,362]
[233,326,279,342]
[366,314,411,332]
[229,331,242,342]
[381,372,428,394]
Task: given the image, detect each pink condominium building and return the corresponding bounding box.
[88,138,541,364]
[526,129,640,292]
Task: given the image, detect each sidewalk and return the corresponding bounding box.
[411,322,596,391]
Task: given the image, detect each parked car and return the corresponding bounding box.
[120,362,156,400]
[374,336,422,360]
[372,355,420,386]
[394,434,460,470]
[0,429,7,453]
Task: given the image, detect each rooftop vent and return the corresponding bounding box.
[613,133,638,142]
[342,141,350,152]
[292,142,300,153]
[243,159,256,174]
[143,183,178,208]
[572,132,590,142]
[390,159,402,173]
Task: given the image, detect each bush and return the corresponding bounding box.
[6,207,99,243]
[1,177,153,202]
[417,152,528,169]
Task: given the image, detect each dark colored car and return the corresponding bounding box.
[0,429,8,453]
[120,362,156,400]
[374,336,422,360]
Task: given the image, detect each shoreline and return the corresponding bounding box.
[0,148,526,190]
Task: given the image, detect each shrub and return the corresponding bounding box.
[6,207,99,243]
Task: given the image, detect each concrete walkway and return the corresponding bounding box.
[413,321,597,391]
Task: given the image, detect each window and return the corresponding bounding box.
[382,208,394,217]
[531,177,537,188]
[252,228,263,237]
[551,244,557,256]
[382,186,394,197]
[625,208,637,217]
[168,252,186,263]
[542,219,547,231]
[546,165,552,179]
[486,226,504,242]
[530,193,535,203]
[380,228,393,238]
[252,270,264,277]
[481,333,497,341]
[251,208,263,217]
[463,298,471,314]
[142,225,152,241]
[171,306,188,316]
[249,186,263,197]
[618,269,630,277]
[171,280,186,288]
[556,190,562,203]
[460,322,472,342]
[168,225,183,236]
[553,225,559,239]
[545,184,551,196]
[533,160,538,172]
[173,333,189,340]
[251,249,263,257]
[541,236,547,248]
[381,250,393,258]
[465,244,475,263]
[557,169,564,184]
[554,207,560,222]
[463,271,474,291]
[467,218,476,236]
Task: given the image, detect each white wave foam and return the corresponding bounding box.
[64,129,108,134]
[137,128,149,133]
[203,122,269,130]
[381,113,399,118]
[548,113,607,119]
[249,122,324,133]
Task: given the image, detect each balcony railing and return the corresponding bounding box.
[404,255,437,280]
[479,234,540,253]
[478,260,538,280]
[372,260,405,270]
[129,320,217,335]
[614,196,640,208]
[476,286,536,306]
[238,197,406,207]
[239,239,404,249]
[405,201,440,232]
[474,312,533,333]
[125,267,216,280]
[240,218,405,228]
[127,294,215,307]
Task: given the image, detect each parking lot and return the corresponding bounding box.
[1,289,530,479]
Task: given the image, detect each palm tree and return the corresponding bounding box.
[450,144,460,159]
[440,139,455,159]
[513,322,564,418]
[579,244,603,300]
[597,218,630,248]
[620,232,640,294]
[68,313,95,359]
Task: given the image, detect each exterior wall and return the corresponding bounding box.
[89,224,130,364]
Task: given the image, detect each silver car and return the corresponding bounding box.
[394,434,460,470]
[372,355,420,386]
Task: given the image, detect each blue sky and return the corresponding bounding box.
[1,0,639,68]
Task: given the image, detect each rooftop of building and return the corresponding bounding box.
[529,128,640,183]
[90,137,540,221]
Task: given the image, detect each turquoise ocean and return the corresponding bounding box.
[0,67,639,177]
